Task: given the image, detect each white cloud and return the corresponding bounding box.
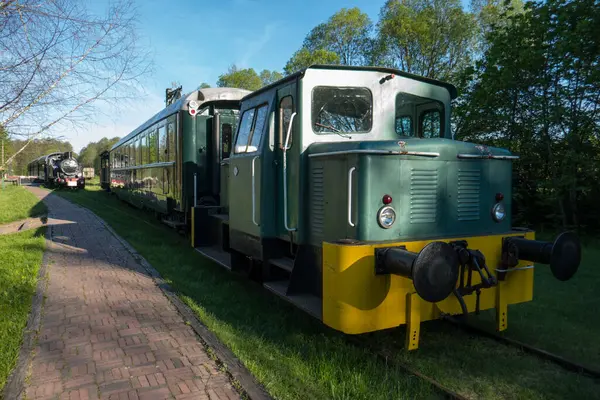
[236,22,281,68]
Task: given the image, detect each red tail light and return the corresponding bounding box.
[382,194,393,205]
[496,193,504,201]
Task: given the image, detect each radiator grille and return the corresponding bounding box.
[410,169,438,224]
[457,169,481,221]
[311,166,325,239]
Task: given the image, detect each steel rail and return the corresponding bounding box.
[345,336,470,400]
[443,316,600,380]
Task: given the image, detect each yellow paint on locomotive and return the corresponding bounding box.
[322,231,535,340]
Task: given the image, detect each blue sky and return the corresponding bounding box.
[69,0,469,152]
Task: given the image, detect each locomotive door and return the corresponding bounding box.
[228,95,271,256]
[274,83,299,241]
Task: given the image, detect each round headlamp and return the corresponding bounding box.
[492,202,505,222]
[377,206,396,229]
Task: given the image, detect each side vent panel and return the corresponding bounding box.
[310,165,325,241]
[410,168,438,224]
[457,169,481,221]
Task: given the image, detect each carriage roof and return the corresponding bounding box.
[111,87,251,151]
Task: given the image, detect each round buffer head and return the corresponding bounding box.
[412,241,460,303]
[550,231,581,281]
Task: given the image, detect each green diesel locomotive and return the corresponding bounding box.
[105,65,582,349]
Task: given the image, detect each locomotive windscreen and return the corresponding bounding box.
[60,158,79,175]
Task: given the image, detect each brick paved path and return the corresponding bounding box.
[22,186,240,400]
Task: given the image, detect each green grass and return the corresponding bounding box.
[0,185,47,224]
[54,185,600,400]
[0,228,46,392]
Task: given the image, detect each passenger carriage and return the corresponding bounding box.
[189,65,581,349]
[101,87,250,226]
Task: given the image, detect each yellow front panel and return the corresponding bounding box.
[322,232,535,334]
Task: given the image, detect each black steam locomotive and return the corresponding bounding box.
[27,151,85,189]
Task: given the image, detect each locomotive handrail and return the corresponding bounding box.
[308,150,440,158]
[283,112,297,232]
[457,153,520,160]
[348,167,356,227]
[252,155,260,227]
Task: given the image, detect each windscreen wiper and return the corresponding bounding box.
[314,123,351,139]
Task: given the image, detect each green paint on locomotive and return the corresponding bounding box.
[305,139,514,246]
[226,65,512,253]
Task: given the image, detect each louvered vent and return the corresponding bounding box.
[457,169,481,221]
[410,169,438,224]
[311,165,325,239]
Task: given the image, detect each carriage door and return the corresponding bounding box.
[275,83,299,241]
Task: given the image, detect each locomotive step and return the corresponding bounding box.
[270,257,294,273]
[162,219,186,229]
[263,280,322,319]
[195,245,232,271]
[210,213,229,223]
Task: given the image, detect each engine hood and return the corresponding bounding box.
[305,138,517,161]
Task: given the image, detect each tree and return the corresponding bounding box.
[284,48,340,75]
[376,0,477,81]
[78,136,120,173]
[469,0,524,58]
[5,138,74,175]
[216,65,263,91]
[302,7,374,66]
[454,0,600,232]
[0,0,151,171]
[199,83,211,89]
[259,70,284,86]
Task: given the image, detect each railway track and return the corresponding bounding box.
[346,336,469,400]
[348,315,600,400]
[443,315,600,380]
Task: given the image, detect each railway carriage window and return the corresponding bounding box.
[136,137,141,166]
[158,126,167,162]
[149,129,158,164]
[234,108,255,154]
[279,96,293,149]
[141,134,148,165]
[167,122,175,162]
[131,141,136,166]
[312,86,372,134]
[248,104,268,152]
[420,109,442,138]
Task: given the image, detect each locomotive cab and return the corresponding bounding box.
[191,65,581,350]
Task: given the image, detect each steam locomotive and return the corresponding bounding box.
[27,151,86,189]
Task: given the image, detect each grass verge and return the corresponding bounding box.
[55,185,600,400]
[0,228,46,392]
[0,185,47,224]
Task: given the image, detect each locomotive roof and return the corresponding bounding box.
[111,87,251,150]
[241,64,458,101]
